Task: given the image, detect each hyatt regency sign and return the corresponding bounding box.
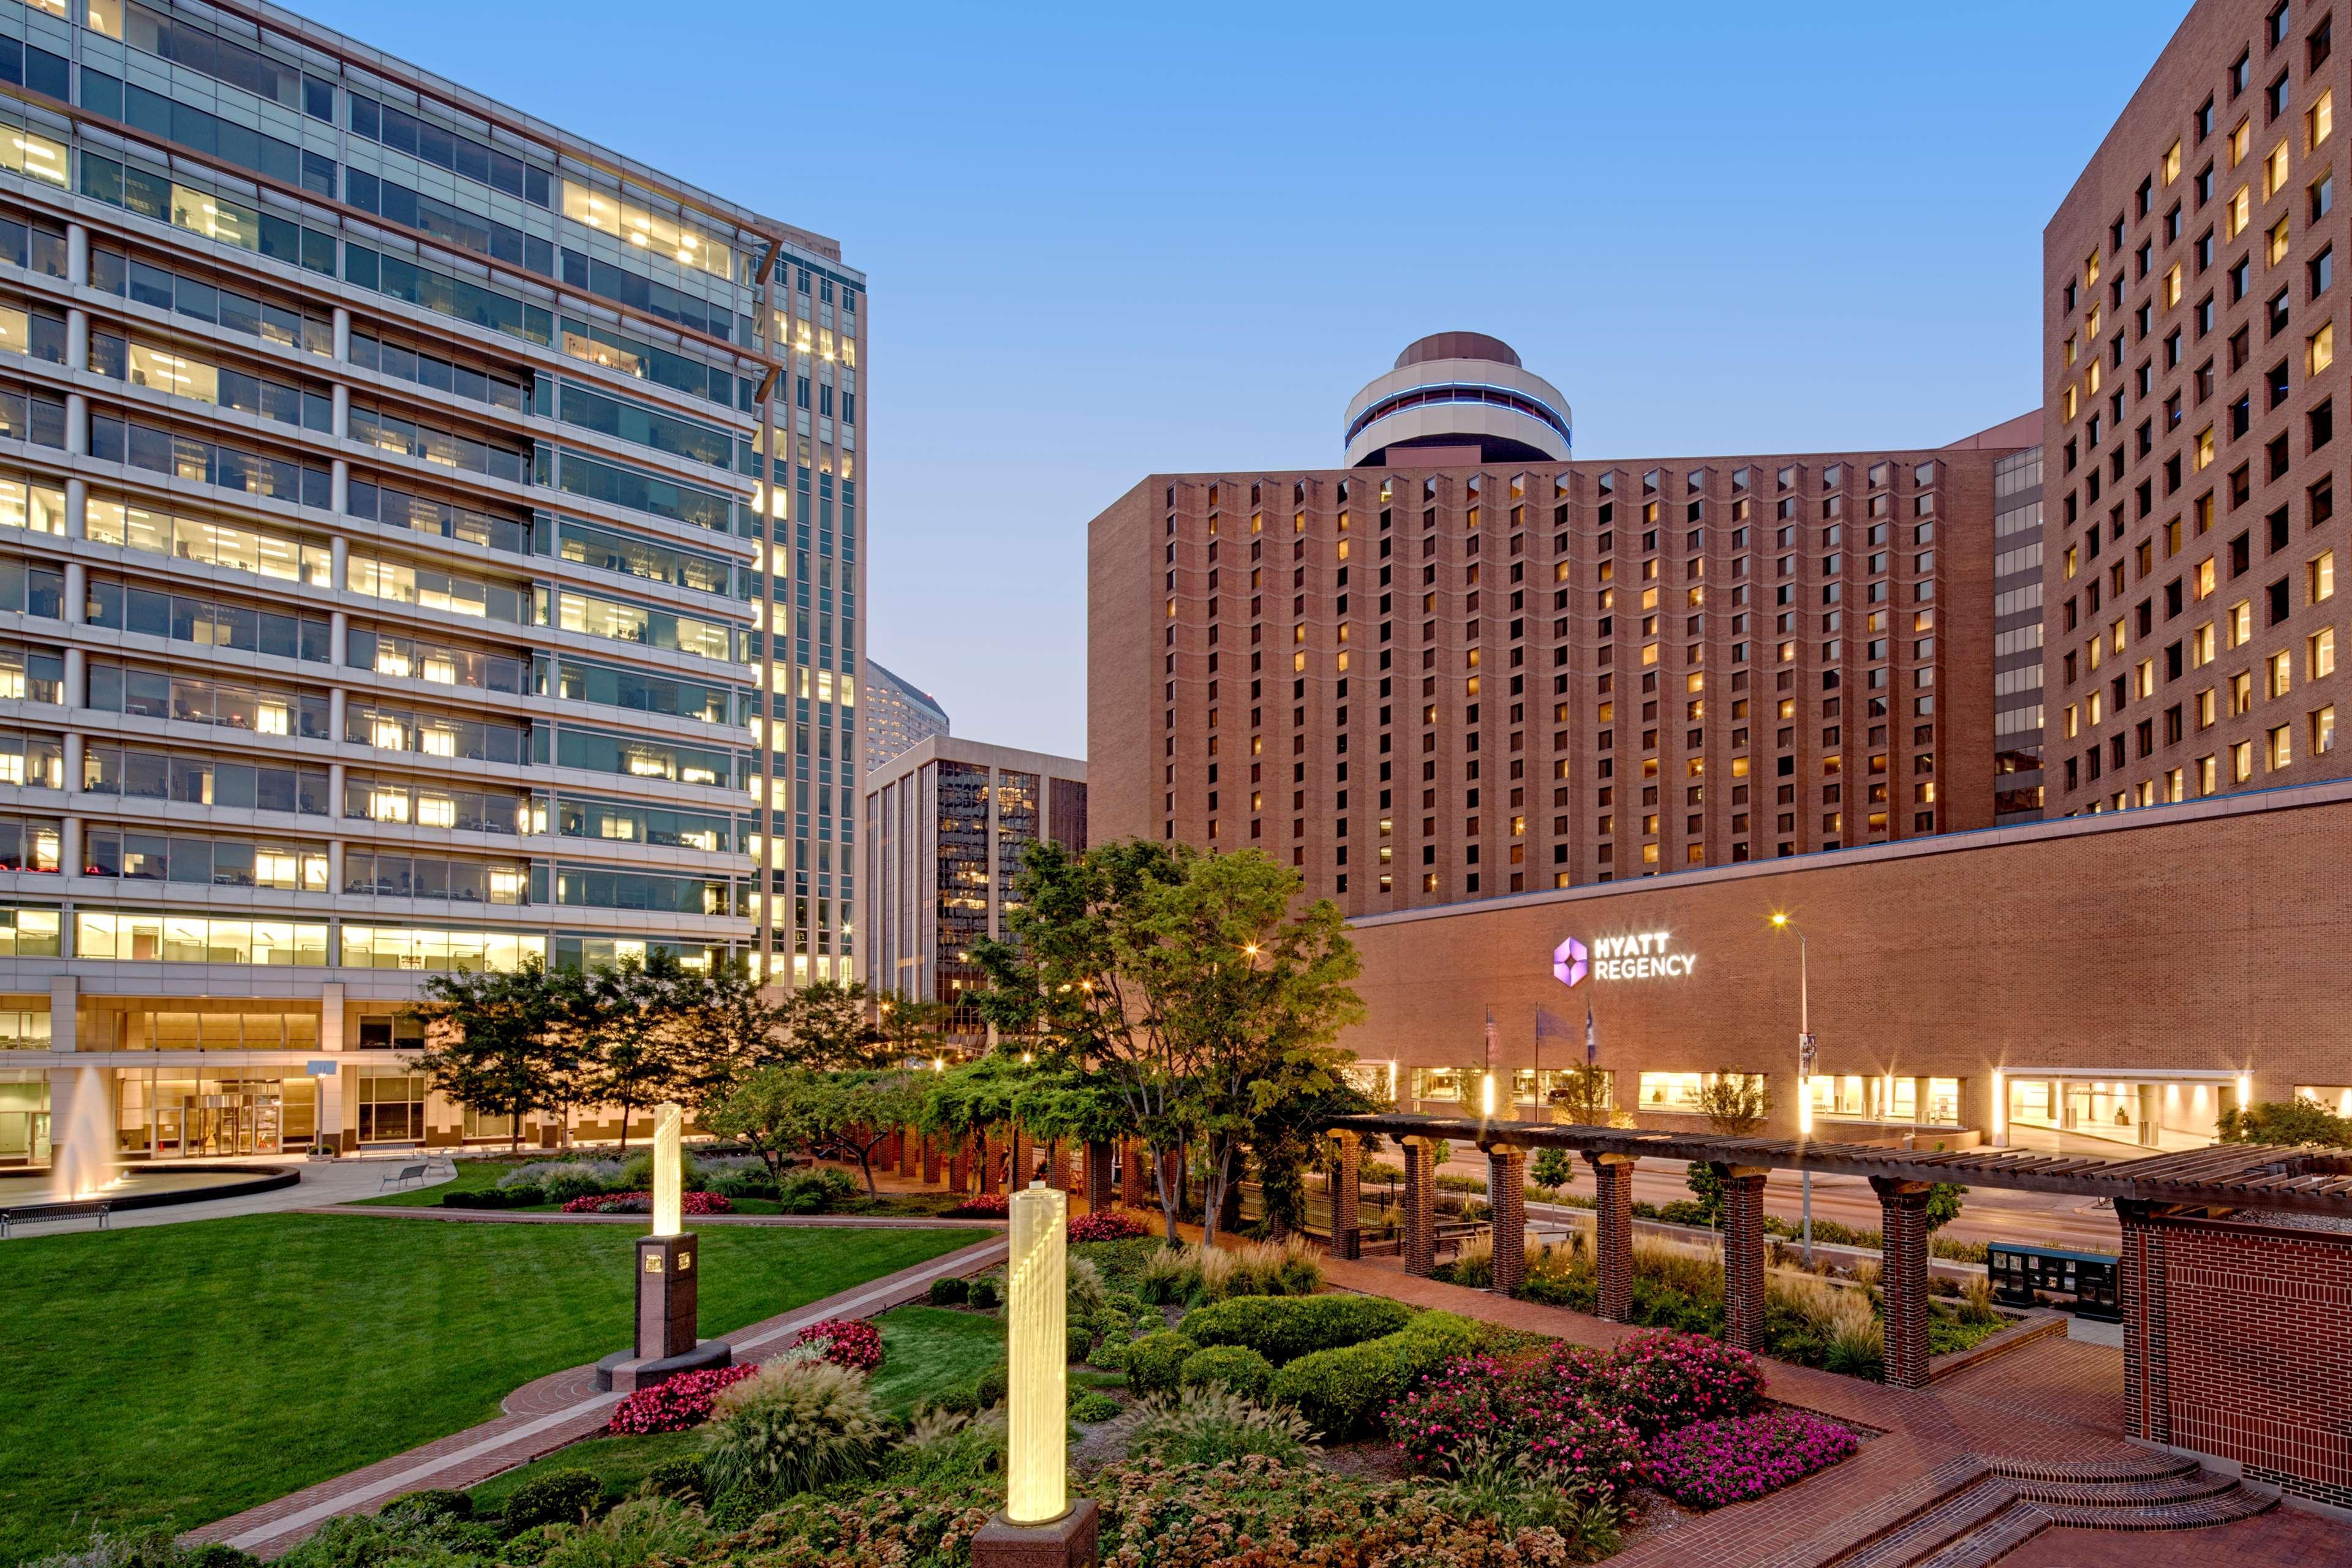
[1552,931,1699,985]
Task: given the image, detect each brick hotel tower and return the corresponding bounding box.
[1090,334,2031,918]
[2045,0,2352,814]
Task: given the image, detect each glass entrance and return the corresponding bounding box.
[179,1085,284,1156]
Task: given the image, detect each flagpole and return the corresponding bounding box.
[1532,1004,1541,1123]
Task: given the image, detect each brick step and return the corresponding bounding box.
[2035,1486,2280,1532]
[1821,1477,2029,1568]
[1986,1453,2201,1486]
[2004,1471,2242,1508]
[1901,1500,2053,1568]
[1748,1459,1995,1568]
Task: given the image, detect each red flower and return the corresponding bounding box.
[605,1362,760,1433]
[796,1316,885,1372]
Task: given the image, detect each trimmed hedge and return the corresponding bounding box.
[1125,1330,1196,1398]
[1268,1311,1482,1439]
[1178,1294,1413,1366]
[1179,1344,1274,1402]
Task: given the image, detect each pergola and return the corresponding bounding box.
[1326,1112,2352,1390]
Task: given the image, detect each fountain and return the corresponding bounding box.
[49,1065,116,1200]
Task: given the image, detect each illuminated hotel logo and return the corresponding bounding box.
[1556,930,1697,982]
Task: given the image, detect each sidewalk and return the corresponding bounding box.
[181,1232,1006,1558]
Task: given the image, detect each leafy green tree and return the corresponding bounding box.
[919,1052,1033,1189]
[1247,1072,1377,1238]
[796,1071,925,1194]
[1549,1064,1615,1126]
[1923,1182,1968,1233]
[669,956,794,1113]
[1683,1161,1727,1227]
[409,959,581,1152]
[782,979,888,1069]
[707,1066,824,1182]
[575,949,692,1151]
[2220,1098,2352,1147]
[1530,1148,1575,1190]
[974,840,1365,1245]
[874,989,951,1065]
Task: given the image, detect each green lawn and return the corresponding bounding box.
[0,1214,978,1564]
[461,1303,1008,1511]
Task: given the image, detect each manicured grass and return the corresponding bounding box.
[460,1303,1008,1512]
[0,1214,978,1563]
[866,1305,1005,1414]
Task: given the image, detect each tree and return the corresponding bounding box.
[707,1066,824,1182]
[797,1071,925,1194]
[1245,1071,1377,1238]
[1684,1161,1727,1226]
[1530,1148,1575,1191]
[782,979,888,1068]
[919,1053,1033,1191]
[874,990,951,1065]
[576,950,691,1152]
[1696,1071,1771,1137]
[1548,1064,1615,1127]
[2220,1098,2352,1147]
[974,840,1365,1245]
[409,960,581,1152]
[1923,1183,1968,1233]
[670,957,794,1114]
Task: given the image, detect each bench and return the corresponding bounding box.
[0,1201,110,1238]
[378,1162,429,1191]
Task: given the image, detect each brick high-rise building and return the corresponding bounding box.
[1090,334,2032,918]
[2045,0,2348,814]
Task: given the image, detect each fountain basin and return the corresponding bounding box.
[0,1164,301,1218]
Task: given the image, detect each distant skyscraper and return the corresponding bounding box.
[864,661,951,766]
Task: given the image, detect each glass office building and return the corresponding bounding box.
[0,0,861,1156]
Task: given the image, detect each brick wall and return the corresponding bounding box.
[2120,1203,2352,1510]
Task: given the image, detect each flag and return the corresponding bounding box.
[1534,1006,1575,1041]
[1585,1000,1599,1066]
[1483,1006,1499,1076]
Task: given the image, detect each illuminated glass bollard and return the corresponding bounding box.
[973,1182,1100,1567]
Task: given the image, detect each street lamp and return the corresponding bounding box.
[1771,913,1816,1264]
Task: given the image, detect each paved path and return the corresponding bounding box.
[183,1231,1006,1558]
[2,1158,427,1237]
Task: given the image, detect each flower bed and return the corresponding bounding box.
[796,1316,884,1372]
[605,1361,761,1433]
[559,1189,734,1216]
[1646,1407,1860,1509]
[942,1193,1010,1218]
[1068,1207,1153,1242]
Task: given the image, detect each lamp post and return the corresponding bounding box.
[1771,914,1816,1264]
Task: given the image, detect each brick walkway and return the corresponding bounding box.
[1318,1255,2307,1567]
[1998,1504,2351,1568]
[183,1232,1006,1558]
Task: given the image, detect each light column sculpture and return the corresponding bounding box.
[598,1101,731,1390]
[974,1181,1099,1567]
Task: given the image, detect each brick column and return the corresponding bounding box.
[1872,1177,1934,1389]
[1717,1164,1771,1352]
[978,1131,1001,1196]
[2116,1200,2169,1444]
[1486,1145,1528,1294]
[923,1133,943,1186]
[1330,1131,1361,1260]
[1120,1139,1147,1205]
[1585,1152,1636,1322]
[1083,1140,1114,1211]
[1401,1136,1436,1277]
[1010,1126,1032,1187]
[949,1134,971,1193]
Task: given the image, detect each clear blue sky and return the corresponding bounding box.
[299,0,2188,759]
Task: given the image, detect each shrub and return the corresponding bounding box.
[1123,1330,1196,1398]
[1067,1256,1113,1322]
[440,1189,516,1210]
[1069,1391,1122,1423]
[927,1275,970,1306]
[1387,1344,1637,1502]
[943,1193,1011,1219]
[703,1166,778,1201]
[503,1160,620,1202]
[644,1455,706,1504]
[795,1317,885,1373]
[885,1408,1006,1487]
[1598,1332,1763,1438]
[972,1359,1009,1409]
[967,1276,1001,1311]
[701,1359,884,1503]
[777,1167,858,1215]
[1179,1294,1412,1365]
[379,1490,470,1523]
[1126,1386,1316,1466]
[1646,1408,1860,1509]
[1268,1311,1480,1440]
[560,1191,733,1216]
[531,1495,710,1568]
[1091,1336,1129,1371]
[1066,1208,1152,1243]
[1178,1344,1274,1402]
[1430,1454,1623,1556]
[606,1362,761,1434]
[1068,1323,1097,1363]
[2220,1098,2352,1147]
[500,1469,605,1532]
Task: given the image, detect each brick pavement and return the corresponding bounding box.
[1997,1506,2351,1568]
[183,1231,1006,1558]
